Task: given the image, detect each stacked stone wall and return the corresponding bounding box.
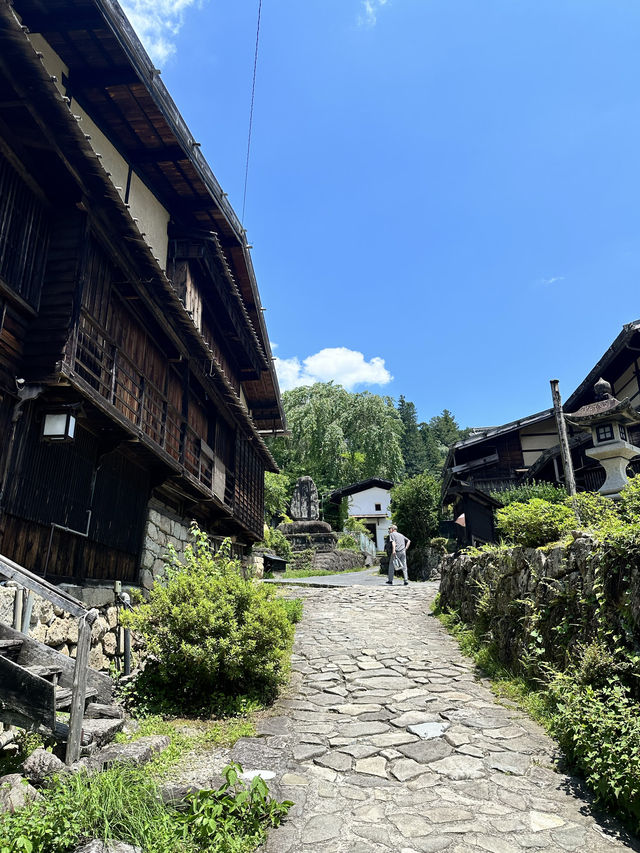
[439,534,640,669]
[0,583,138,672]
[139,498,193,590]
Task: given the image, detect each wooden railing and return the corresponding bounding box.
[68,311,235,508]
[0,553,96,764]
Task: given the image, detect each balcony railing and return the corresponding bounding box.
[67,311,234,508]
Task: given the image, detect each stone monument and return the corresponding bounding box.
[278,476,337,552]
[289,476,320,521]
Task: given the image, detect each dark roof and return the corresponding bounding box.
[451,409,554,452]
[565,319,640,411]
[7,0,285,434]
[329,478,394,503]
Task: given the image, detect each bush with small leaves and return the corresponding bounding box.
[496,498,576,548]
[122,525,295,711]
[550,676,640,833]
[566,491,622,531]
[489,481,568,506]
[337,533,360,550]
[618,474,640,523]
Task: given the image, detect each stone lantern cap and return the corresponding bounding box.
[565,379,640,428]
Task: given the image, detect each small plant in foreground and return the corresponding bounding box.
[176,763,293,850]
[0,762,291,853]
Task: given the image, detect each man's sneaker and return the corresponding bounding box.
[385,581,393,585]
[404,581,409,586]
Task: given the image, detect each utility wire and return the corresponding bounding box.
[242,0,263,228]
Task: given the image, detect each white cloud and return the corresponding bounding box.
[539,276,565,286]
[119,0,204,64]
[359,0,389,27]
[274,347,393,391]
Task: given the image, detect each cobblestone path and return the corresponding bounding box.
[247,581,638,853]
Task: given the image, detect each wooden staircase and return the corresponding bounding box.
[0,553,115,763]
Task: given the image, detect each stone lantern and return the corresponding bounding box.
[565,378,640,498]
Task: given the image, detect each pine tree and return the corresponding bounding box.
[397,396,427,478]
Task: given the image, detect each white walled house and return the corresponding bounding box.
[330,479,394,550]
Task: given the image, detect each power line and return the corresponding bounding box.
[242,0,262,227]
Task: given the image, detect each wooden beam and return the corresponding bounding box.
[69,67,142,90]
[21,12,104,33]
[0,554,87,618]
[127,145,188,165]
[0,655,55,732]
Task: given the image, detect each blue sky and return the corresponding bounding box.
[121,0,640,429]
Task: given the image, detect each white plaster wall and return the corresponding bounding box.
[347,486,392,550]
[28,35,169,270]
[347,486,391,517]
[128,172,170,270]
[28,34,68,97]
[69,99,130,202]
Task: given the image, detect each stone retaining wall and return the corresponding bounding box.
[0,583,138,672]
[439,534,640,669]
[139,498,193,590]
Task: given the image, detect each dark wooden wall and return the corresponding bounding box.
[3,417,148,581]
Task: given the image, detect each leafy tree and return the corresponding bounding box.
[263,472,291,522]
[397,396,427,478]
[268,383,404,492]
[390,472,441,548]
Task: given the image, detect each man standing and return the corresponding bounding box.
[386,524,410,586]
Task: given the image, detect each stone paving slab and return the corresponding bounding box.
[251,581,639,852]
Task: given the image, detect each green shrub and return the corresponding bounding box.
[343,517,373,539]
[258,525,293,561]
[550,677,640,832]
[279,598,303,624]
[489,481,568,506]
[618,474,640,523]
[496,498,575,547]
[391,472,440,548]
[337,533,360,550]
[122,525,294,712]
[566,491,622,531]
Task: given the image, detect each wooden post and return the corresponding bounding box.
[65,608,98,765]
[12,587,23,631]
[550,379,577,497]
[21,591,34,634]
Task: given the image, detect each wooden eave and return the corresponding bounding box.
[566,321,640,412]
[0,4,279,472]
[8,0,285,433]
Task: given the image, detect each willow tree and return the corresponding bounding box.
[268,382,404,492]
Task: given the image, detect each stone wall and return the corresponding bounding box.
[312,550,368,573]
[439,533,640,669]
[139,498,193,590]
[0,583,138,672]
[379,546,443,581]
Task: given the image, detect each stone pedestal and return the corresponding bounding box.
[586,442,640,498]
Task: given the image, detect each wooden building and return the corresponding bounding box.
[442,320,640,515]
[0,0,285,585]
